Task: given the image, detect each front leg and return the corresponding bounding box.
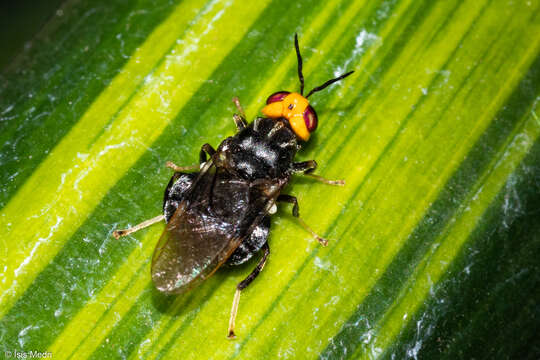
[199,143,216,164]
[291,160,345,186]
[277,194,328,246]
[232,97,248,131]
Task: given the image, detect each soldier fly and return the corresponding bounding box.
[113,34,353,338]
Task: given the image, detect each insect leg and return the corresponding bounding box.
[291,160,317,173]
[232,97,247,131]
[166,143,216,171]
[277,194,328,246]
[199,143,216,164]
[165,161,199,172]
[228,242,270,339]
[291,160,345,186]
[233,114,247,131]
[112,214,165,239]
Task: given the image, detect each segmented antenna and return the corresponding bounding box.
[306,71,354,98]
[294,34,354,98]
[294,34,305,96]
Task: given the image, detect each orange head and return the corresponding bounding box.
[260,34,354,142]
[262,92,316,141]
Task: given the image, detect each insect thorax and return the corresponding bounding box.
[216,117,299,180]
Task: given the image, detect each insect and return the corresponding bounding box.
[113,34,353,338]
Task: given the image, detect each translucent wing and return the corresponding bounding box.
[151,166,281,294]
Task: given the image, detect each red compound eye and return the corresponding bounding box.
[303,105,318,132]
[266,91,290,104]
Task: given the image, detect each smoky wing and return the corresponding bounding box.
[151,166,280,294]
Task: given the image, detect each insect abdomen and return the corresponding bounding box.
[163,171,272,266]
[163,172,197,222]
[226,216,270,265]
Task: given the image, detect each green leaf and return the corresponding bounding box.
[1,0,539,359]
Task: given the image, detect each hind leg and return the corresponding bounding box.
[228,242,270,339]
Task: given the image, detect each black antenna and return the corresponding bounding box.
[294,34,305,95]
[306,70,354,98]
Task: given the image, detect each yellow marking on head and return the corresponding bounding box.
[261,92,311,141]
[282,93,309,118]
[289,114,310,141]
[261,101,283,118]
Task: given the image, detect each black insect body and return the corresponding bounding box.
[161,117,294,268]
[113,34,353,338]
[164,172,272,266]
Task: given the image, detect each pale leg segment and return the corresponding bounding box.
[112,214,165,239]
[228,242,270,339]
